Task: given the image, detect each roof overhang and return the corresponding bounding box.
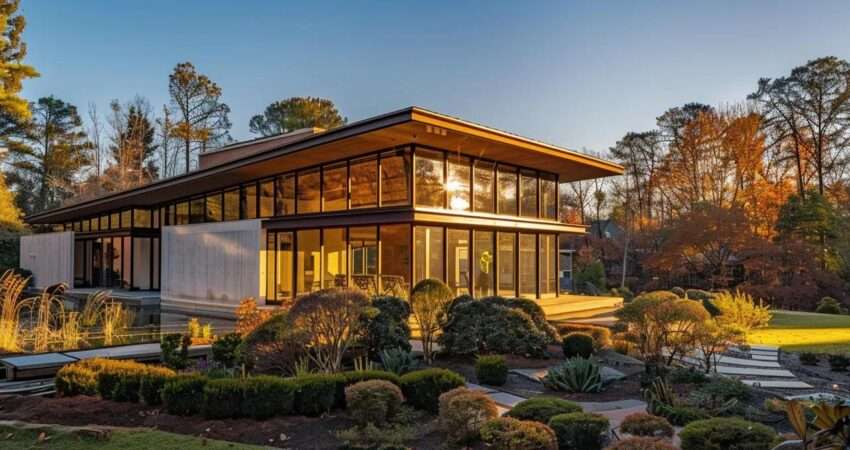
[26,106,623,224]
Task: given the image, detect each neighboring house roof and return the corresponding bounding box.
[26,106,624,224]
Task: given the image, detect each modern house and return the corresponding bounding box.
[21,107,624,317]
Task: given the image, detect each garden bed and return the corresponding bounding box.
[0,394,447,449]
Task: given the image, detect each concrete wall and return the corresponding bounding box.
[161,220,264,316]
[19,231,75,288]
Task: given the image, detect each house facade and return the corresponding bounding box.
[21,107,623,316]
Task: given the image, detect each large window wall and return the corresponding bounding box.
[265,224,558,303]
[73,236,160,290]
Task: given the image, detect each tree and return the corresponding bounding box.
[249,97,346,136]
[0,171,21,231]
[409,278,453,364]
[167,62,231,173]
[102,97,158,191]
[4,97,90,214]
[289,288,375,372]
[0,0,38,121]
[776,191,839,270]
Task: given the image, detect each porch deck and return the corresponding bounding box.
[539,294,624,323]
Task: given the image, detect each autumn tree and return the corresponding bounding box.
[0,0,37,121]
[249,96,346,136]
[3,97,91,214]
[102,97,158,191]
[167,62,231,172]
[0,171,21,231]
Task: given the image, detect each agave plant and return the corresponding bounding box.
[543,357,604,393]
[380,347,417,375]
[642,377,679,415]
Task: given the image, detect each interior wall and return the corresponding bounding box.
[19,231,75,288]
[161,220,263,315]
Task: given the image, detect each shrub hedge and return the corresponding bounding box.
[293,373,343,417]
[243,375,296,419]
[475,355,509,386]
[202,378,245,419]
[548,412,610,450]
[678,417,777,450]
[480,417,558,450]
[162,374,209,416]
[399,368,466,413]
[505,397,583,424]
[55,364,98,397]
[556,323,612,349]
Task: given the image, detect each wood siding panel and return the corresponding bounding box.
[19,231,74,288]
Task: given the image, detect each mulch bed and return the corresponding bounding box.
[0,394,446,449]
[780,352,850,395]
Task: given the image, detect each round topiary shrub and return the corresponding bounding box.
[480,417,558,450]
[506,397,583,424]
[476,355,509,386]
[618,413,674,438]
[679,417,777,450]
[562,332,595,358]
[557,323,612,350]
[605,436,677,450]
[399,368,465,413]
[345,379,404,426]
[548,412,610,450]
[438,387,499,445]
[816,297,844,315]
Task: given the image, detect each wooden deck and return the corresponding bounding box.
[538,294,624,322]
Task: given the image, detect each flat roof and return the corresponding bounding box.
[26,106,623,224]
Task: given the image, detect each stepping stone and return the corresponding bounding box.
[750,345,779,351]
[578,399,647,412]
[683,355,781,368]
[715,366,796,377]
[489,392,527,408]
[742,380,813,389]
[466,383,499,394]
[600,366,626,383]
[510,368,547,382]
[785,392,849,402]
[752,354,778,361]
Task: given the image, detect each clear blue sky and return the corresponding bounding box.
[19,1,850,155]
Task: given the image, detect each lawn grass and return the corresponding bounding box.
[0,422,266,450]
[747,310,850,354]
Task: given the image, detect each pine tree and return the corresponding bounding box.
[0,0,38,121]
[249,97,346,136]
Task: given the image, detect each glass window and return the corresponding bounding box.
[350,157,378,208]
[414,226,444,283]
[259,179,275,218]
[380,149,410,206]
[81,219,90,232]
[540,174,557,220]
[110,237,123,287]
[176,202,189,225]
[110,212,120,230]
[447,155,471,211]
[153,208,161,228]
[91,218,99,232]
[206,193,222,222]
[190,197,205,223]
[497,232,516,296]
[380,224,410,298]
[414,149,445,208]
[296,229,321,295]
[473,160,495,213]
[275,174,295,216]
[133,237,152,290]
[133,209,151,228]
[241,183,258,219]
[539,234,556,297]
[101,215,109,230]
[297,168,320,214]
[350,226,378,291]
[520,170,538,218]
[447,229,470,296]
[224,189,240,221]
[166,205,175,226]
[121,210,131,228]
[323,228,347,288]
[267,232,293,304]
[122,237,131,289]
[497,166,518,215]
[519,233,537,298]
[323,163,348,212]
[473,231,494,297]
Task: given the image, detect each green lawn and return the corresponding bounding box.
[747,310,850,354]
[0,423,266,450]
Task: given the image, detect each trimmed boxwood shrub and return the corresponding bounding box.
[95,359,154,402]
[606,436,677,450]
[55,364,98,397]
[399,368,465,413]
[548,412,609,450]
[139,367,176,405]
[506,397,583,424]
[679,417,777,450]
[336,370,401,407]
[203,378,245,419]
[556,323,612,349]
[695,376,751,402]
[211,333,243,368]
[243,375,296,419]
[562,332,595,358]
[293,373,343,417]
[476,355,508,386]
[345,379,404,426]
[480,417,558,450]
[619,413,674,438]
[438,387,499,445]
[162,374,208,416]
